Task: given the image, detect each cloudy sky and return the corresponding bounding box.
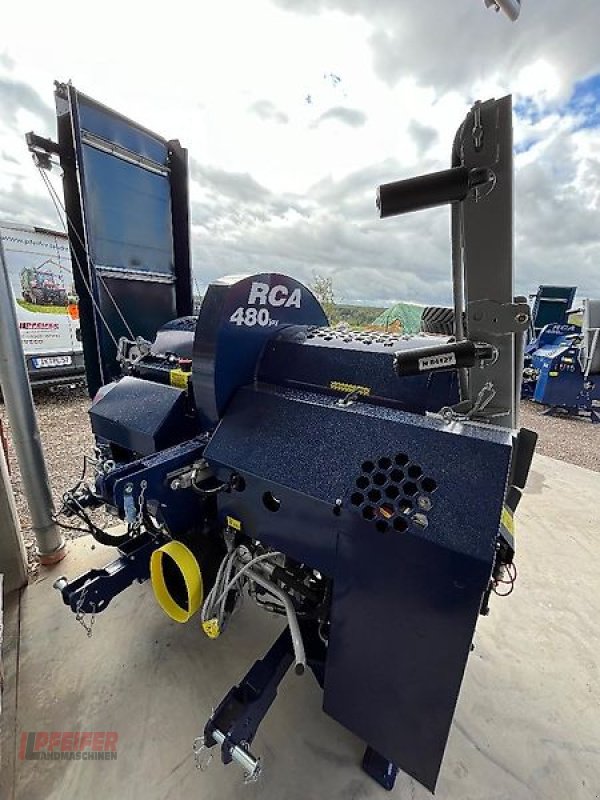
[1,1,599,307]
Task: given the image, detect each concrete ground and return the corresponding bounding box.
[1,453,599,800]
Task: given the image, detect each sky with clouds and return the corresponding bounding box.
[1,0,599,307]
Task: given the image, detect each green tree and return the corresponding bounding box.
[310,272,339,324]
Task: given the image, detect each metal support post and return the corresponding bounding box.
[0,441,27,592]
[0,237,65,564]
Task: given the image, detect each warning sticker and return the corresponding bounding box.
[329,381,371,396]
[169,369,189,389]
[501,506,515,537]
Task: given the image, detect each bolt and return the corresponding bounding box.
[417,496,432,511]
[171,478,181,490]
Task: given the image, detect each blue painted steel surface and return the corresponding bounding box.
[99,437,207,534]
[78,98,168,164]
[71,263,519,790]
[525,323,581,360]
[192,274,328,428]
[522,324,581,398]
[533,347,600,417]
[57,532,166,613]
[525,323,600,419]
[530,285,577,336]
[81,147,174,273]
[259,327,458,414]
[204,383,512,790]
[203,622,327,766]
[55,83,192,396]
[90,376,198,456]
[325,413,511,792]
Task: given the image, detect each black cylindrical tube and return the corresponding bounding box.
[394,340,478,377]
[377,166,470,219]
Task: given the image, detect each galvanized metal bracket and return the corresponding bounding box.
[467,300,531,336]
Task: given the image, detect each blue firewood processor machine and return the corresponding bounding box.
[522,300,600,422]
[30,84,537,794]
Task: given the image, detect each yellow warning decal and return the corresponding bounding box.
[202,618,221,639]
[226,516,242,532]
[329,381,371,396]
[501,506,515,537]
[169,368,189,389]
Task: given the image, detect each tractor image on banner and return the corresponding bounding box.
[0,222,85,387]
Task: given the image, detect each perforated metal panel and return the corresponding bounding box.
[350,453,437,534]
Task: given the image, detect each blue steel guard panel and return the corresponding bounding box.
[204,384,512,789]
[55,83,192,395]
[530,285,577,335]
[192,273,328,428]
[90,376,198,456]
[258,326,458,414]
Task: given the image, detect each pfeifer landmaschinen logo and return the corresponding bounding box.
[19,731,118,761]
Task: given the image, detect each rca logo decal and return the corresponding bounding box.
[247,282,301,308]
[229,282,302,327]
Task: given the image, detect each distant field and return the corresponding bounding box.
[16,299,68,315]
[332,304,386,327]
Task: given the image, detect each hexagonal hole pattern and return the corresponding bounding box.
[349,454,437,535]
[393,517,408,533]
[385,485,400,500]
[420,476,438,493]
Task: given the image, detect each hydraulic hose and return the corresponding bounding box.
[245,566,306,675]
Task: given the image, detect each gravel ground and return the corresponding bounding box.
[1,386,105,577]
[1,391,598,577]
[520,399,600,472]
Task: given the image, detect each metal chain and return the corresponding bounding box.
[193,736,213,771]
[466,381,497,418]
[440,381,498,423]
[136,480,148,528]
[75,587,95,638]
[36,166,136,342]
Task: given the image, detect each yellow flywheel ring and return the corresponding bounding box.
[150,540,203,623]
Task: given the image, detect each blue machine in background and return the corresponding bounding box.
[30,87,537,795]
[529,284,577,339]
[520,286,600,422]
[522,306,600,422]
